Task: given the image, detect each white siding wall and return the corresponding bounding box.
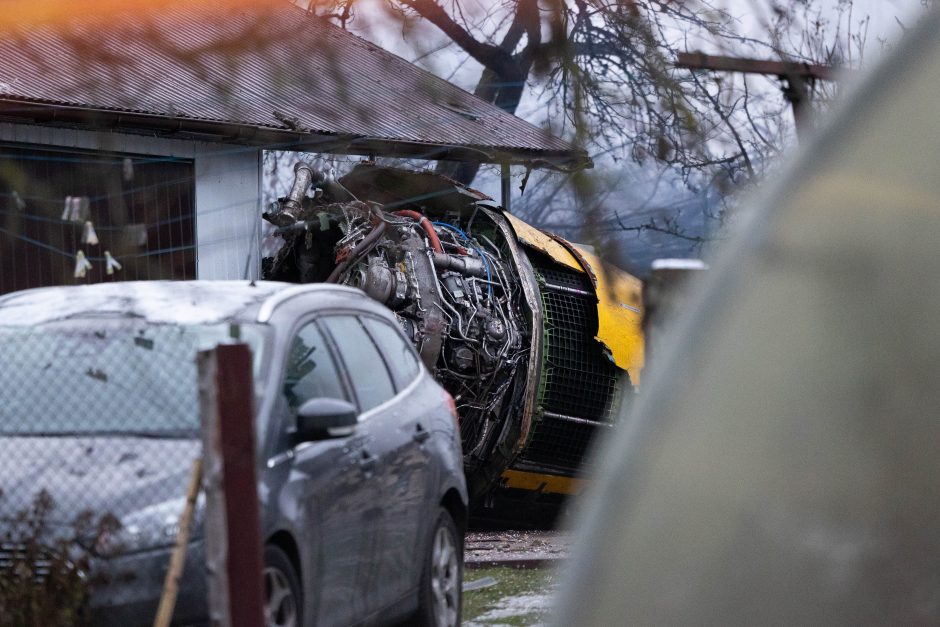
[0,123,262,279]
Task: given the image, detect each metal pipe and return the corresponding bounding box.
[325,220,386,283]
[431,251,487,278]
[393,209,444,253]
[543,282,593,297]
[542,411,614,428]
[290,162,321,198]
[281,162,326,221]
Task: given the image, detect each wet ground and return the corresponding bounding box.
[462,531,568,626]
[463,566,556,626]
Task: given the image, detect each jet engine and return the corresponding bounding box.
[263,162,645,506]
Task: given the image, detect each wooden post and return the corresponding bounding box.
[153,457,203,627]
[199,344,265,627]
[199,349,229,627]
[675,52,845,139]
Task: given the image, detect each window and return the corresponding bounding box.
[361,316,421,391]
[283,321,346,410]
[321,316,395,413]
[0,144,195,296]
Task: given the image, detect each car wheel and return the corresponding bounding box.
[264,545,302,627]
[416,507,463,627]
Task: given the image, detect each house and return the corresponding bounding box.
[0,1,586,295]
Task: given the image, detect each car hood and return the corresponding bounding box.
[0,436,200,526]
[0,280,284,326]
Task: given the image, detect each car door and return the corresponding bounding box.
[358,315,435,606]
[276,317,377,627]
[321,314,435,610]
[318,314,402,616]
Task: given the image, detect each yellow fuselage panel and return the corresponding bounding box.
[501,469,586,496]
[503,212,584,272]
[571,247,645,384]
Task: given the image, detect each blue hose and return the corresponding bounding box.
[432,222,493,299]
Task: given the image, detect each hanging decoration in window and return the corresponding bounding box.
[10,189,25,211]
[82,221,99,246]
[73,250,93,278]
[104,251,122,275]
[122,157,134,182]
[61,195,90,222]
[0,144,195,296]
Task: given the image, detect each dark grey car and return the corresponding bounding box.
[0,280,467,627]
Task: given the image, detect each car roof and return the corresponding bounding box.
[0,280,366,327]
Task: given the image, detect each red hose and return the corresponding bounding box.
[393,210,443,253]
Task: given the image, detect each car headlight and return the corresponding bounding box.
[93,494,204,557]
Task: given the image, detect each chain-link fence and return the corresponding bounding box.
[0,145,197,298]
[0,321,218,626]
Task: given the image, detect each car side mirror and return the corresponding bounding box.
[295,398,358,442]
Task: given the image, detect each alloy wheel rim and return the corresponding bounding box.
[430,525,460,627]
[263,566,298,627]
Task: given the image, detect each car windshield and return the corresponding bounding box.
[0,319,265,437]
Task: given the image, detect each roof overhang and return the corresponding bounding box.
[0,99,592,171]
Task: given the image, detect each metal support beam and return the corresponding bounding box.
[501,162,512,213]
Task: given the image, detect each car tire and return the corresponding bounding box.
[263,544,303,627]
[415,507,463,627]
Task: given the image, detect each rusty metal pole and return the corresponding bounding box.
[199,344,265,627]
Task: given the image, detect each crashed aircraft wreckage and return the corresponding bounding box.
[263,162,644,504]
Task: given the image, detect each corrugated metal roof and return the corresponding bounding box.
[0,2,586,167]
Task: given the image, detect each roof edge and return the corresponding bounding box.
[0,99,592,170]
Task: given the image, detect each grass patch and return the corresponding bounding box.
[462,566,556,626]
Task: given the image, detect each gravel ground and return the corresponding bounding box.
[462,531,568,626]
[465,530,570,567]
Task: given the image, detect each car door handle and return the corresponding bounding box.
[413,423,431,443]
[359,449,377,473]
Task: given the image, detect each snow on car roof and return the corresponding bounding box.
[0,280,310,326]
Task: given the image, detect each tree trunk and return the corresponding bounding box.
[435,63,528,186]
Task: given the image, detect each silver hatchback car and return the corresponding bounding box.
[0,280,467,627]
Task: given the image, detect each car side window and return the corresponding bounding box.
[283,321,347,410]
[361,316,421,391]
[320,315,396,414]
